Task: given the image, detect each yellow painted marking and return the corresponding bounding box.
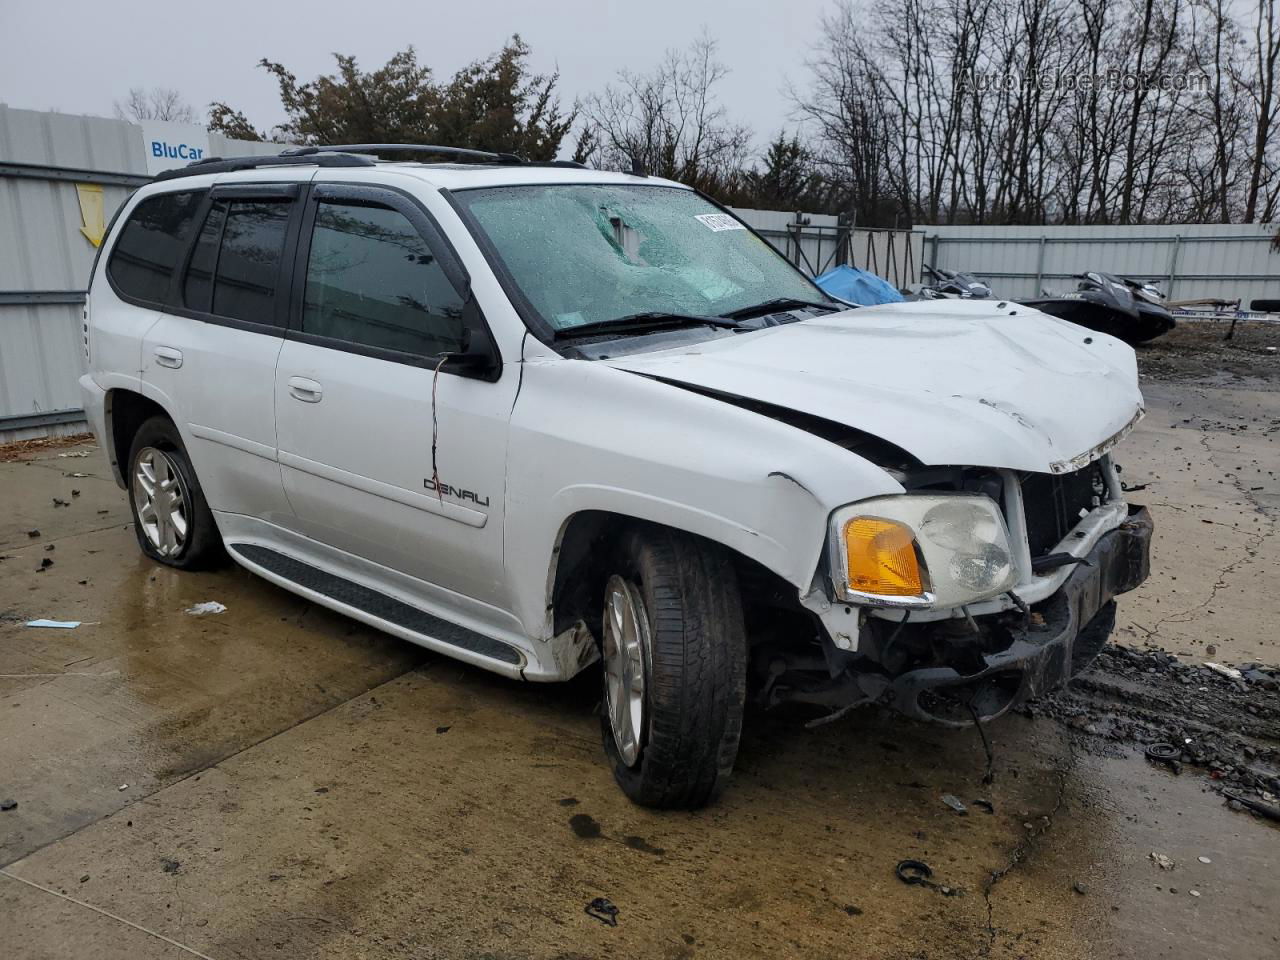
[76,183,105,247]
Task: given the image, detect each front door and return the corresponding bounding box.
[274,183,515,609]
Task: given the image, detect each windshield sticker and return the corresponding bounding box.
[694,213,746,232]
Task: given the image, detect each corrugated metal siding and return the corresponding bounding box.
[920,222,1279,302]
[0,106,284,441]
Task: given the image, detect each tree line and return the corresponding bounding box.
[119,0,1279,227]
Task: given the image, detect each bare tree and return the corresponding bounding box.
[114,87,196,124]
[581,34,752,192]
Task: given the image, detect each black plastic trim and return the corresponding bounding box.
[229,542,523,666]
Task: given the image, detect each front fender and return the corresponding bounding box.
[503,358,904,638]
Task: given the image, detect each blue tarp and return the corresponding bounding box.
[814,265,904,306]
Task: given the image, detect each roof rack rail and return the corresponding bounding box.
[281,143,587,169]
[282,143,525,164]
[153,152,375,181]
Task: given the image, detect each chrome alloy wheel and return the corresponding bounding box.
[131,446,189,557]
[602,575,652,767]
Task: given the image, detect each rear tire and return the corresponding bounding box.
[126,416,223,569]
[599,526,747,809]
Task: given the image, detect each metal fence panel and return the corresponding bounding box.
[920,223,1278,303]
[0,106,284,440]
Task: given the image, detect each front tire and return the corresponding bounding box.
[600,526,747,809]
[127,416,222,569]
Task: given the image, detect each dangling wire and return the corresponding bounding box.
[430,353,448,502]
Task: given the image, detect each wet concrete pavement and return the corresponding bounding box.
[2,385,1277,959]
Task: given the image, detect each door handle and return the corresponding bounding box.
[154,346,183,369]
[287,376,323,403]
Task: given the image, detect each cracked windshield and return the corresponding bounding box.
[456,184,821,331]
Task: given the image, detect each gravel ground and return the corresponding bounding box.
[1138,316,1280,383]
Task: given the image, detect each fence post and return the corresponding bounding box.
[929,233,940,269]
[1035,236,1047,295]
[1166,235,1181,298]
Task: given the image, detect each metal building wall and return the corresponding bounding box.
[918,223,1279,303]
[0,106,284,441]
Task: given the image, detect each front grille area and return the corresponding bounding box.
[1020,461,1108,558]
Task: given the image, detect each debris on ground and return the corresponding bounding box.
[940,794,967,815]
[584,896,619,926]
[1197,856,1212,864]
[1204,662,1244,681]
[1150,852,1175,871]
[185,601,227,616]
[0,799,17,811]
[1222,790,1280,822]
[1025,645,1280,804]
[160,858,181,874]
[894,859,960,896]
[52,498,70,507]
[38,558,53,571]
[26,529,39,538]
[25,619,81,629]
[1073,881,1088,895]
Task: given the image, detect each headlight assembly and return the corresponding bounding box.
[829,494,1017,608]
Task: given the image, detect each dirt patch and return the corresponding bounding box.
[1028,645,1280,817]
[0,433,94,463]
[1138,318,1280,384]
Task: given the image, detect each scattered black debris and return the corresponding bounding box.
[972,799,995,814]
[843,904,864,916]
[557,797,579,807]
[1144,742,1182,773]
[0,799,17,811]
[26,529,39,538]
[71,489,81,498]
[941,794,968,815]
[313,787,329,795]
[96,509,109,515]
[160,858,181,874]
[623,835,664,856]
[585,896,619,927]
[44,544,55,552]
[1223,790,1280,822]
[1073,881,1088,895]
[52,498,69,507]
[79,875,89,883]
[38,557,53,570]
[435,725,451,734]
[1026,645,1280,803]
[895,859,960,896]
[569,813,602,839]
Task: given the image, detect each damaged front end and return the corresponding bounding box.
[757,458,1153,727]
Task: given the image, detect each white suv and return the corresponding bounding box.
[81,144,1153,808]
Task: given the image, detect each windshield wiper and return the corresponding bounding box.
[719,297,839,320]
[554,311,743,340]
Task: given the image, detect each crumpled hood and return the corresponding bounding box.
[602,300,1144,474]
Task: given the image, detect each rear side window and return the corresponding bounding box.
[107,191,204,304]
[183,199,291,326]
[301,201,466,356]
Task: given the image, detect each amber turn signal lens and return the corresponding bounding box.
[844,517,924,597]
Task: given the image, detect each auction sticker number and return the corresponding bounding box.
[695,213,746,232]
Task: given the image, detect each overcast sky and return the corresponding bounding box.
[0,0,834,152]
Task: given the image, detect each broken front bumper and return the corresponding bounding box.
[887,505,1153,726]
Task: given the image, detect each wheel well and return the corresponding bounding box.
[549,511,805,641]
[106,390,170,482]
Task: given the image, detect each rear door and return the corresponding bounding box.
[140,182,302,523]
[273,181,516,608]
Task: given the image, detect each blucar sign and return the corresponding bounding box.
[139,120,210,176]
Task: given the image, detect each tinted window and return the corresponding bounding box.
[107,191,204,303]
[302,201,465,356]
[183,202,226,313]
[210,200,291,325]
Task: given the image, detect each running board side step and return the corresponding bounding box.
[227,542,524,668]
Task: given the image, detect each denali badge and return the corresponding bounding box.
[424,478,490,507]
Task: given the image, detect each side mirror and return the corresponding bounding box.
[442,325,500,380]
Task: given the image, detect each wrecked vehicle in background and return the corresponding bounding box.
[80,144,1153,810]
